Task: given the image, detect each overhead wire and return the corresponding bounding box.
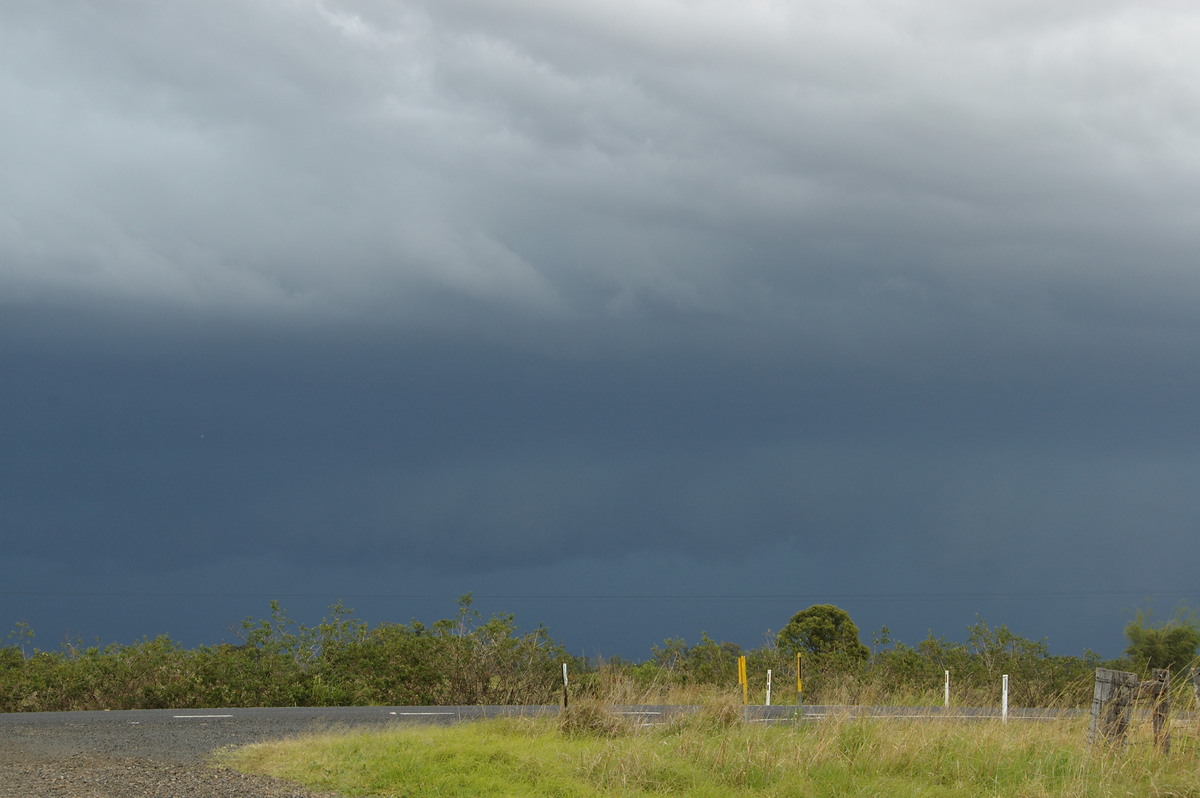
[1,589,1194,602]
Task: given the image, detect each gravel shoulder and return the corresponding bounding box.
[0,753,338,798]
[0,709,354,798]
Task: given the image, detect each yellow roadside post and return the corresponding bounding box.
[738,655,748,704]
[796,652,803,708]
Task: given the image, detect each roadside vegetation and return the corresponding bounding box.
[220,704,1200,797]
[2,596,1197,713]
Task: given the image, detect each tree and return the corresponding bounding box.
[1124,608,1200,672]
[776,604,869,663]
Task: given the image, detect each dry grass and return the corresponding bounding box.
[582,666,741,707]
[558,698,634,737]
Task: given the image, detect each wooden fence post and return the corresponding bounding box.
[1146,668,1170,755]
[1088,668,1137,746]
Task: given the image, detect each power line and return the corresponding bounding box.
[1,589,1194,602]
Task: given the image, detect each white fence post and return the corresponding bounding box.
[944,670,950,708]
[1002,674,1009,722]
[766,669,772,706]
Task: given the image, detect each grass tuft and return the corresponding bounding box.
[667,696,743,733]
[558,698,632,738]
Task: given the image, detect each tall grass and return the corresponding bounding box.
[222,705,1200,797]
[574,656,1109,711]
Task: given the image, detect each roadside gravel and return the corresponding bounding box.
[0,709,349,798]
[0,754,338,798]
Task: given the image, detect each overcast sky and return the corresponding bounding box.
[4,0,1200,661]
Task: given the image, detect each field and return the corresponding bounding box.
[220,700,1200,797]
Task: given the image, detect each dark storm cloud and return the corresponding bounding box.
[6,308,1198,577]
[4,1,1200,655]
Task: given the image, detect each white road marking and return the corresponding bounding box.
[393,712,456,715]
[173,714,233,719]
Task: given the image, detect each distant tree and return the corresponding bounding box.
[1124,608,1200,672]
[966,617,1048,672]
[776,604,869,663]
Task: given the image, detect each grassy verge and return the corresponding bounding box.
[220,703,1200,797]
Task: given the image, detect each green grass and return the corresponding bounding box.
[220,704,1200,797]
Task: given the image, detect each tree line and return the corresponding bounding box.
[2,597,1197,713]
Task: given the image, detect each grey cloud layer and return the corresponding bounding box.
[6,1,1200,334]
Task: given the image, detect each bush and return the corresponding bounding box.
[1124,608,1200,674]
